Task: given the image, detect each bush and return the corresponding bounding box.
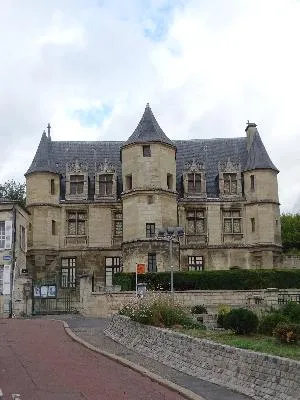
[273,322,300,343]
[281,302,300,323]
[258,311,289,336]
[223,308,259,335]
[119,294,205,329]
[191,304,207,314]
[113,270,300,291]
[217,304,231,328]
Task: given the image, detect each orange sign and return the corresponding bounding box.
[136,263,146,274]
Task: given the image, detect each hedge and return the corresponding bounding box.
[112,269,300,291]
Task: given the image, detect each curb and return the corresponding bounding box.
[60,320,206,400]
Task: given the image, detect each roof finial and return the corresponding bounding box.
[47,123,51,139]
[146,102,150,108]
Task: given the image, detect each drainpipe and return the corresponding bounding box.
[9,205,17,318]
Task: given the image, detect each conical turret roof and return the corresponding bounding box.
[122,103,175,148]
[244,130,278,172]
[25,130,57,175]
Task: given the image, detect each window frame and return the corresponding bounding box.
[99,173,114,196]
[223,173,238,195]
[20,225,26,251]
[143,145,151,157]
[223,210,242,234]
[187,172,202,193]
[105,256,123,286]
[250,175,255,192]
[186,209,206,235]
[50,179,55,195]
[188,256,204,271]
[70,174,85,195]
[148,253,157,272]
[113,212,123,237]
[67,211,87,236]
[125,174,132,191]
[251,217,255,232]
[146,223,156,238]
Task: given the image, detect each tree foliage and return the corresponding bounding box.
[281,214,300,252]
[0,180,26,207]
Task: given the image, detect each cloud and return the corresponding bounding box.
[0,0,299,213]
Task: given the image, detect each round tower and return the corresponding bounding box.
[121,104,179,273]
[25,128,61,254]
[244,123,281,268]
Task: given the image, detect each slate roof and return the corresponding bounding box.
[123,103,175,148]
[26,109,278,199]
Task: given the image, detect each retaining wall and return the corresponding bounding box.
[104,315,300,400]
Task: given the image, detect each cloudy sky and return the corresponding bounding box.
[0,0,299,212]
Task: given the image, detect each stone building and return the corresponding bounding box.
[25,104,281,290]
[0,199,30,317]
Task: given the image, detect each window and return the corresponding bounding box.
[105,257,122,286]
[70,175,84,195]
[143,145,151,157]
[187,173,201,192]
[0,266,3,295]
[148,253,157,272]
[61,258,76,288]
[188,256,204,271]
[20,225,26,250]
[99,174,113,196]
[50,179,55,195]
[167,173,173,190]
[223,210,242,234]
[52,220,56,235]
[147,195,154,204]
[251,218,255,232]
[126,174,132,190]
[223,173,237,195]
[250,175,255,191]
[113,212,123,237]
[67,211,86,236]
[0,222,5,249]
[146,223,155,238]
[186,210,206,235]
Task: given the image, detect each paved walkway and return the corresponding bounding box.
[0,319,186,400]
[55,315,251,400]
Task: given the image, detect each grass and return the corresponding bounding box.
[177,328,300,361]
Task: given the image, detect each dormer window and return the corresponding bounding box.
[218,158,241,198]
[99,174,113,196]
[94,159,117,200]
[183,159,206,198]
[223,173,237,195]
[188,173,201,192]
[65,161,88,200]
[70,175,84,195]
[143,145,151,157]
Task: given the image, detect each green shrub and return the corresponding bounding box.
[119,294,205,329]
[191,304,207,314]
[273,322,300,343]
[281,301,300,323]
[258,312,289,336]
[113,270,300,291]
[223,308,259,335]
[217,304,231,328]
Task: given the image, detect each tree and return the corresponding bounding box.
[281,214,300,253]
[0,180,26,207]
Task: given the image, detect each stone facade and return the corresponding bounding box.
[0,200,30,317]
[25,105,282,290]
[105,315,300,400]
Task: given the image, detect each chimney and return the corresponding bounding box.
[245,121,257,151]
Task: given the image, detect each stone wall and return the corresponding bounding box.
[79,276,300,317]
[104,315,300,400]
[282,254,300,269]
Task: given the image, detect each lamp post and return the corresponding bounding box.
[157,226,184,293]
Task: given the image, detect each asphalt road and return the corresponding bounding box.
[0,319,186,400]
